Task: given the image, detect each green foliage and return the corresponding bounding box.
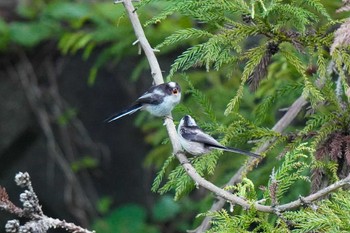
[207,208,261,233]
[263,143,310,203]
[156,28,213,49]
[284,191,350,232]
[142,0,350,232]
[93,198,196,233]
[254,82,303,125]
[151,154,176,192]
[224,178,257,200]
[3,0,192,85]
[9,21,57,47]
[92,204,159,233]
[152,195,181,221]
[225,44,268,114]
[184,76,217,122]
[147,0,337,112]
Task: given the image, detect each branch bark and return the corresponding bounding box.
[121,0,163,85]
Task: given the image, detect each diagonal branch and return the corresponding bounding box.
[121,0,163,85]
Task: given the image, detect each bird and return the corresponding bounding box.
[177,115,261,158]
[105,82,181,123]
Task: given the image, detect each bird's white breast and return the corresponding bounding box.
[144,93,181,117]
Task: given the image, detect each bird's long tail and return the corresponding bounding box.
[214,146,261,158]
[105,104,142,123]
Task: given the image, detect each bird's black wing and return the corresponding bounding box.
[181,127,223,147]
[136,92,164,105]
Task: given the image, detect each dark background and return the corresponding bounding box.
[0,17,181,231]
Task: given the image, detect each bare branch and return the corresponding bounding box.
[2,172,94,233]
[122,0,163,85]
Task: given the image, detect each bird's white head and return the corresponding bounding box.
[165,82,181,96]
[182,115,197,127]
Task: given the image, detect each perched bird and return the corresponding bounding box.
[106,82,181,123]
[177,115,260,158]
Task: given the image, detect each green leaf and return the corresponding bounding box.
[302,0,332,21]
[88,67,98,87]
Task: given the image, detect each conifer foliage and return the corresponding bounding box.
[146,0,350,232]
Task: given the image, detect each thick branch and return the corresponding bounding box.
[121,0,163,85]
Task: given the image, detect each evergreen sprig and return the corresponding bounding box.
[254,82,304,124]
[284,191,350,232]
[225,44,267,115]
[185,77,217,122]
[156,28,213,49]
[151,154,176,192]
[264,143,310,203]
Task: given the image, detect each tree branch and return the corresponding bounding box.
[195,95,308,231]
[1,172,94,233]
[120,0,349,231]
[121,0,163,85]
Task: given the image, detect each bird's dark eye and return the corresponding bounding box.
[172,89,178,94]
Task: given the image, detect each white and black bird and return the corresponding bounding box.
[177,115,260,158]
[106,82,181,123]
